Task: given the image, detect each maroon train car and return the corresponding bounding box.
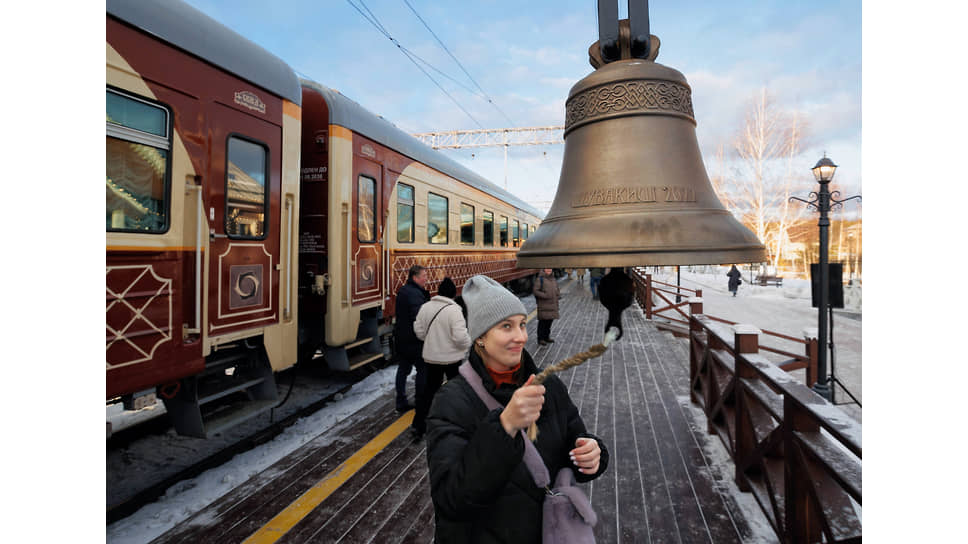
[107,0,543,437]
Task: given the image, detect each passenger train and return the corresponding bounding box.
[106,0,543,437]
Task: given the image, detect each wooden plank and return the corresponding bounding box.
[271,432,422,542]
[399,493,436,544]
[221,401,407,543]
[609,337,651,542]
[150,396,400,544]
[624,320,688,543]
[325,444,429,542]
[744,352,861,456]
[796,431,862,501]
[642,319,755,543]
[588,323,620,543]
[741,378,784,422]
[372,472,434,543]
[798,440,862,542]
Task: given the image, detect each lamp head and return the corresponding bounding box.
[812,155,838,184]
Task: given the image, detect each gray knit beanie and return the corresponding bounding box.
[462,274,527,341]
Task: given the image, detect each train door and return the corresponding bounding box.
[351,155,383,306]
[206,103,282,338]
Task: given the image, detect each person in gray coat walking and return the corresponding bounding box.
[532,268,560,346]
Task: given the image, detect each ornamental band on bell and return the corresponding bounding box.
[564,80,694,132]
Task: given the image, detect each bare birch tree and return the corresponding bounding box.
[771,109,809,270]
[729,88,810,269]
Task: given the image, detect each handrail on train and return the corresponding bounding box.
[186,183,204,335]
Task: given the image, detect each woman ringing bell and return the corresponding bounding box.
[426,274,609,542]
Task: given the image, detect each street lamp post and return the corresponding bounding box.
[790,155,860,401]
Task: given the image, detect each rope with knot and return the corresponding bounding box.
[526,327,618,441]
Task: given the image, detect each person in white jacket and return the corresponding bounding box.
[411,277,471,439]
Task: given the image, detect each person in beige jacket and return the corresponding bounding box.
[412,277,471,438]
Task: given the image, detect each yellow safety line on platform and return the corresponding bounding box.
[243,410,415,544]
[527,308,536,322]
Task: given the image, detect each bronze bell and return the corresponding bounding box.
[517,19,766,269]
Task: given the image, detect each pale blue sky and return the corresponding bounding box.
[184,0,863,210]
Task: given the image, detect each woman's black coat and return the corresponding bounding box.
[426,348,609,543]
[727,266,742,291]
[394,279,430,359]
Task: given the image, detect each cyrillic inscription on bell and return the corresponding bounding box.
[517,18,766,269]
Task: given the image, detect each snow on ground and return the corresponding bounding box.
[648,268,862,424]
[106,367,396,544]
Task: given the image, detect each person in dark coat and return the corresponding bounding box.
[426,274,609,543]
[727,264,742,297]
[532,268,560,346]
[598,267,635,340]
[394,265,430,412]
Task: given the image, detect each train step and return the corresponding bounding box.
[324,335,385,372]
[344,336,374,350]
[347,351,386,370]
[162,349,278,438]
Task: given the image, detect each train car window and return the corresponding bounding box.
[428,192,448,244]
[106,89,170,233]
[460,203,475,245]
[500,216,509,247]
[512,220,520,247]
[397,183,414,243]
[225,136,269,239]
[483,210,494,246]
[522,223,529,241]
[357,175,376,242]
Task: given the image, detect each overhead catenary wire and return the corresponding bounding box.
[401,0,516,127]
[346,0,485,129]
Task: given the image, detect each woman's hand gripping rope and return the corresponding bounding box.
[526,327,620,441]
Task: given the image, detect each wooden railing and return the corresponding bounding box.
[631,267,698,325]
[631,269,818,387]
[689,306,862,542]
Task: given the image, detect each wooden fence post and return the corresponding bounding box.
[644,273,653,319]
[803,327,818,387]
[688,296,703,318]
[784,397,823,543]
[703,310,727,434]
[733,324,760,492]
[688,298,704,397]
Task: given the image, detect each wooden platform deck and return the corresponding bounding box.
[151,278,769,543]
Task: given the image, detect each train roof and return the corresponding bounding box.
[107,0,301,106]
[302,79,544,220]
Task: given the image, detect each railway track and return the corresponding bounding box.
[107,361,389,524]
